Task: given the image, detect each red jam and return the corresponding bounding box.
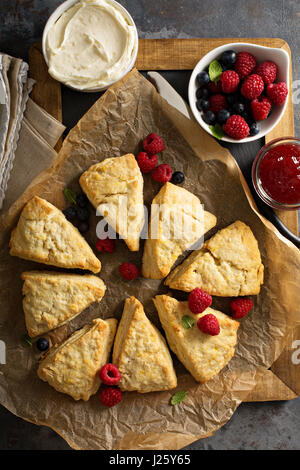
[258,143,300,204]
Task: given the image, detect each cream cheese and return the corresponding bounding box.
[46,0,137,90]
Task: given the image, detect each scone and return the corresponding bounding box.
[112,296,177,393]
[165,220,264,296]
[79,154,144,251]
[9,196,101,273]
[142,182,217,279]
[22,271,106,337]
[37,318,117,401]
[153,295,239,383]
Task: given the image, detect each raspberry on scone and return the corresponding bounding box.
[234,51,256,79]
[266,82,288,105]
[223,115,250,140]
[220,70,240,93]
[99,363,121,386]
[188,288,212,314]
[137,151,158,173]
[251,97,272,121]
[143,133,165,155]
[254,61,277,85]
[241,74,264,100]
[197,314,220,336]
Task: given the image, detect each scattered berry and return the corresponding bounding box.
[196,71,210,86]
[220,50,237,67]
[207,81,222,94]
[209,94,227,114]
[36,337,49,352]
[196,87,209,99]
[196,98,209,111]
[226,93,238,106]
[77,207,89,221]
[197,314,220,336]
[77,221,89,233]
[223,115,250,140]
[143,133,165,155]
[99,363,121,386]
[234,51,256,79]
[137,151,158,174]
[251,96,272,121]
[76,194,89,208]
[241,74,264,100]
[249,121,260,136]
[266,82,288,105]
[96,238,116,253]
[220,70,240,93]
[217,109,231,124]
[255,61,277,85]
[100,387,122,407]
[64,206,77,221]
[150,163,173,183]
[232,102,245,115]
[230,298,254,319]
[171,171,185,185]
[119,262,139,280]
[202,110,216,125]
[188,288,212,314]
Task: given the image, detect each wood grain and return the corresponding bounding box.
[29,38,299,402]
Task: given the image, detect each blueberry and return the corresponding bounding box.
[232,102,245,114]
[63,206,77,221]
[77,207,89,221]
[78,221,90,233]
[217,109,230,124]
[196,71,210,86]
[196,87,209,99]
[226,94,238,106]
[76,193,89,208]
[220,50,237,67]
[202,110,216,125]
[241,112,253,124]
[196,99,209,112]
[171,171,185,185]
[249,122,260,136]
[36,337,49,352]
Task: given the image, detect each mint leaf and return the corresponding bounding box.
[182,315,195,329]
[209,123,224,140]
[171,390,187,405]
[63,188,77,205]
[208,60,222,82]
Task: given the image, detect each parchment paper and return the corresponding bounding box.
[0,69,299,450]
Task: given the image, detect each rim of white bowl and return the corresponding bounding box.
[42,0,139,93]
[188,42,289,143]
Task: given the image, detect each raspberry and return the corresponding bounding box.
[96,238,115,253]
[150,164,173,183]
[188,288,212,314]
[137,151,158,173]
[266,82,288,105]
[143,133,165,155]
[99,363,121,386]
[234,51,256,79]
[209,94,227,114]
[207,81,222,94]
[251,97,272,121]
[254,61,277,85]
[241,74,264,100]
[197,314,220,336]
[230,298,254,319]
[223,115,249,140]
[100,387,122,407]
[119,262,139,280]
[220,70,240,94]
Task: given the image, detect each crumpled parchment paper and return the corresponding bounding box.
[0,69,299,450]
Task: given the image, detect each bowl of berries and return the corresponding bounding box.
[188,42,289,142]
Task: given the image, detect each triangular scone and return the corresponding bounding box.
[38,318,117,401]
[9,196,101,273]
[153,295,239,383]
[79,154,144,251]
[112,296,177,393]
[142,182,216,279]
[165,221,264,296]
[22,271,106,337]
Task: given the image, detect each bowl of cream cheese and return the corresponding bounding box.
[42,0,138,92]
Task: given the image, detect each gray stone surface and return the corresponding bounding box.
[0,0,299,450]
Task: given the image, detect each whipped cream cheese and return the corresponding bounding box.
[46,0,137,90]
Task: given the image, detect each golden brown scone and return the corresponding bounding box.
[79,154,144,251]
[165,221,264,296]
[22,271,106,337]
[142,182,216,279]
[153,295,239,383]
[9,196,101,273]
[37,318,117,401]
[112,296,177,393]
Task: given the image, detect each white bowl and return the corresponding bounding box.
[188,42,289,143]
[42,0,139,92]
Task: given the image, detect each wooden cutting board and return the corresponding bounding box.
[29,38,299,402]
